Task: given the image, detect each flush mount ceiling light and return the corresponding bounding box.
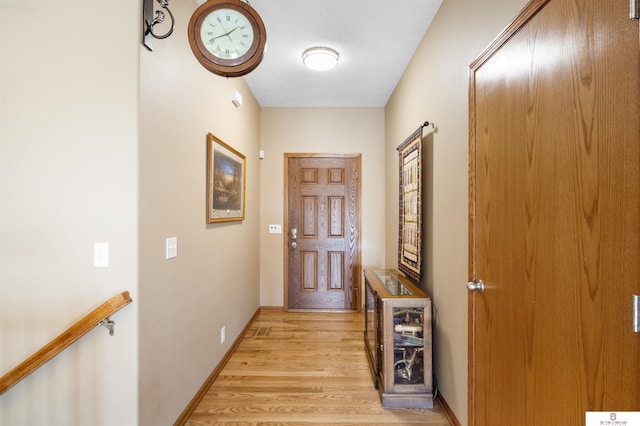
[302,47,339,71]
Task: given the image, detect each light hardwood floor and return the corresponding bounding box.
[186,310,452,425]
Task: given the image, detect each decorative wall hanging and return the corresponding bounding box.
[397,122,433,284]
[207,133,246,223]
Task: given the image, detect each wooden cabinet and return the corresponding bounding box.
[364,269,433,408]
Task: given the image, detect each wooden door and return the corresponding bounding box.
[469,0,640,424]
[285,155,360,310]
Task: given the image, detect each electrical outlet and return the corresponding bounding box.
[220,326,225,344]
[268,224,282,234]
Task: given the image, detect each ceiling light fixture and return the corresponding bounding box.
[302,47,339,71]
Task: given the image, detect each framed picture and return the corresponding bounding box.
[397,127,423,284]
[207,133,246,223]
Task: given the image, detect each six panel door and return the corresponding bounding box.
[286,155,360,310]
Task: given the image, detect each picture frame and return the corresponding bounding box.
[206,133,246,223]
[397,127,423,284]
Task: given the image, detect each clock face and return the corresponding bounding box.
[188,0,267,78]
[200,8,255,60]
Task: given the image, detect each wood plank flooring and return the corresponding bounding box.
[186,310,451,425]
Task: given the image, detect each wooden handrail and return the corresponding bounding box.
[0,291,133,395]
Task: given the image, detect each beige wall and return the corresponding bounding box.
[1,0,531,424]
[259,108,386,307]
[138,0,261,424]
[0,0,262,424]
[385,0,528,424]
[0,1,139,425]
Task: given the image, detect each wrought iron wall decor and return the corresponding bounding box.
[143,0,175,50]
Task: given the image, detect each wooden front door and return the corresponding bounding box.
[285,155,360,310]
[469,0,640,424]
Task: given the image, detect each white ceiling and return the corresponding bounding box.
[242,0,444,107]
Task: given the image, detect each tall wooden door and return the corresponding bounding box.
[285,155,360,310]
[469,0,640,424]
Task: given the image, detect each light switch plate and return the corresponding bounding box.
[94,242,109,268]
[166,237,177,259]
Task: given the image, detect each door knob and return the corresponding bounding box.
[467,280,484,293]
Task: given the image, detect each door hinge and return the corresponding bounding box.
[631,0,639,19]
[633,295,640,333]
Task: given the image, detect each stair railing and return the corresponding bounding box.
[0,291,133,395]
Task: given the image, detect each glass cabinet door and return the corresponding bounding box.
[392,306,425,385]
[365,283,376,364]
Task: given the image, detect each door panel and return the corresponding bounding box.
[286,155,360,310]
[469,0,640,424]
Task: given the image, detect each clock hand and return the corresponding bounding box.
[224,26,239,40]
[210,26,239,42]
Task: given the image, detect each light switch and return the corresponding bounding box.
[166,237,177,259]
[94,242,109,268]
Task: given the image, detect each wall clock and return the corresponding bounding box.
[188,0,267,77]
